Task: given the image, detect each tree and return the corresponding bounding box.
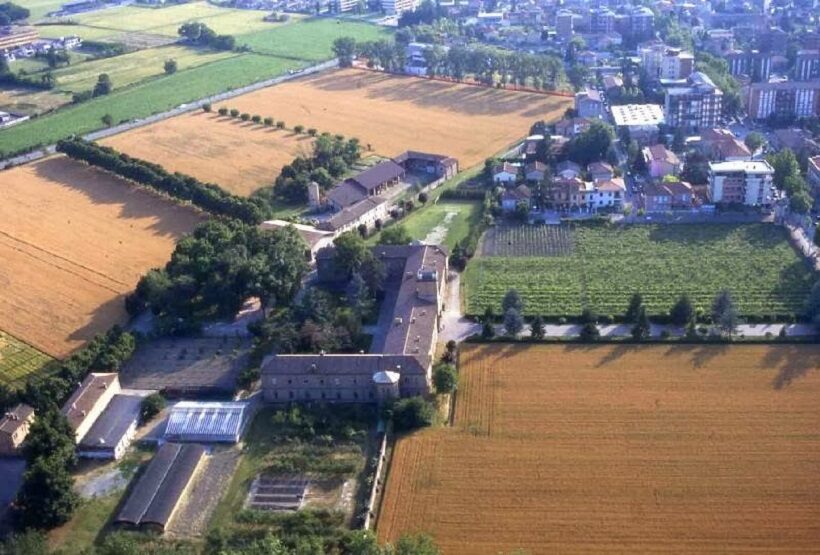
[418,192,428,204]
[332,37,357,67]
[625,293,643,323]
[15,457,79,529]
[670,294,694,327]
[767,149,800,190]
[503,308,523,337]
[229,108,239,117]
[433,363,458,394]
[380,225,412,245]
[0,531,48,555]
[140,393,165,424]
[241,112,251,121]
[579,322,600,342]
[790,190,813,214]
[567,121,614,166]
[502,289,523,314]
[357,223,368,238]
[294,124,305,134]
[93,73,112,96]
[391,397,435,432]
[22,411,76,465]
[631,306,651,340]
[394,533,441,555]
[333,232,370,277]
[712,290,738,336]
[744,131,765,154]
[531,315,545,340]
[514,200,530,222]
[481,306,495,339]
[251,114,262,124]
[101,113,113,127]
[164,58,177,74]
[202,102,212,112]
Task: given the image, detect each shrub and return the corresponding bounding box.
[218,107,228,116]
[140,393,165,424]
[251,114,261,124]
[240,113,251,121]
[202,102,212,112]
[294,124,305,134]
[579,322,600,342]
[229,108,240,117]
[390,397,435,432]
[433,363,458,394]
[263,116,273,126]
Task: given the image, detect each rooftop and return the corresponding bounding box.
[323,196,386,232]
[709,160,774,174]
[611,104,665,127]
[165,401,248,441]
[349,160,405,192]
[61,373,118,431]
[0,404,33,435]
[78,394,141,449]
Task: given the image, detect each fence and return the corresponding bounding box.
[362,430,389,530]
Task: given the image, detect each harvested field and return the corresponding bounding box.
[223,68,571,168]
[0,156,202,358]
[0,86,70,115]
[103,111,315,196]
[378,343,820,554]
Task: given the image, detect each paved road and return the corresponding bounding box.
[0,59,339,170]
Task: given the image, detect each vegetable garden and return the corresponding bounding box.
[0,331,53,386]
[464,223,816,318]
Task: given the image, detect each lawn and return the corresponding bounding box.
[68,1,288,37]
[52,45,238,93]
[381,200,481,250]
[379,343,820,554]
[238,18,392,61]
[464,223,816,318]
[0,53,304,155]
[0,330,54,387]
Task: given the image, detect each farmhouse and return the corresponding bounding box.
[262,244,448,404]
[61,373,120,443]
[116,442,205,532]
[0,404,34,456]
[77,394,141,460]
[164,401,249,444]
[320,197,388,235]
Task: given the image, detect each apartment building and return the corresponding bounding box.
[726,50,772,82]
[794,50,820,81]
[746,79,820,120]
[708,160,774,206]
[381,0,418,15]
[640,44,694,80]
[664,72,723,131]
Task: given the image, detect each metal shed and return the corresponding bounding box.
[164,401,249,443]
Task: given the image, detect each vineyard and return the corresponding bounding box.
[480,224,574,256]
[464,223,815,317]
[0,331,53,386]
[377,344,820,554]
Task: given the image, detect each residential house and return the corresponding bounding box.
[493,162,519,184]
[642,144,682,178]
[62,373,120,443]
[587,161,614,182]
[591,178,626,209]
[556,160,582,180]
[699,128,752,161]
[263,245,447,403]
[0,404,34,456]
[550,177,624,212]
[771,128,820,158]
[708,160,774,206]
[643,179,694,212]
[555,117,591,138]
[602,75,623,94]
[501,185,532,212]
[575,88,604,119]
[524,161,547,182]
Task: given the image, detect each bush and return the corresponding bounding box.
[139,393,165,424]
[294,124,305,134]
[433,363,457,394]
[202,102,212,112]
[218,107,228,116]
[229,108,240,117]
[579,322,600,342]
[240,113,251,121]
[251,114,262,124]
[390,397,435,432]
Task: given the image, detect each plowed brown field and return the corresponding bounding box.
[103,111,316,197]
[378,344,820,554]
[0,156,202,358]
[222,68,571,168]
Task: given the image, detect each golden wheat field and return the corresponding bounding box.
[0,156,202,358]
[102,111,316,197]
[378,343,820,554]
[222,68,572,169]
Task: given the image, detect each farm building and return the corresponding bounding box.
[393,151,458,180]
[77,394,142,460]
[0,404,34,456]
[326,160,405,212]
[115,442,205,532]
[263,244,447,404]
[62,373,120,443]
[165,401,249,443]
[319,197,389,236]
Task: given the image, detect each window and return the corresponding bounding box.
[273,392,278,400]
[354,392,359,400]
[321,392,326,400]
[287,379,292,385]
[289,391,294,399]
[337,392,342,400]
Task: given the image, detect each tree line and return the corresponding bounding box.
[56,139,269,224]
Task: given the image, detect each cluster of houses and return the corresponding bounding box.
[0,26,81,62]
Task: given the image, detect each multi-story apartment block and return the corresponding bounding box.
[381,0,418,15]
[556,10,574,40]
[726,49,772,82]
[590,7,615,34]
[746,79,820,120]
[708,160,774,206]
[640,44,694,80]
[794,50,820,81]
[664,72,723,131]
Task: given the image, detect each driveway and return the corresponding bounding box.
[439,271,480,343]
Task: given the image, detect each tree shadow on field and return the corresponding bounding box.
[32,157,202,240]
[66,295,129,354]
[662,343,730,369]
[763,345,820,390]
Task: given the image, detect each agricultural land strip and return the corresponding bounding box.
[378,343,820,554]
[224,68,572,169]
[0,156,202,357]
[102,110,315,197]
[465,223,815,317]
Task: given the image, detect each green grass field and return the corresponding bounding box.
[0,53,304,154]
[34,22,126,41]
[464,223,816,318]
[16,0,64,20]
[239,18,391,60]
[51,45,238,93]
[377,200,481,250]
[0,330,54,386]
